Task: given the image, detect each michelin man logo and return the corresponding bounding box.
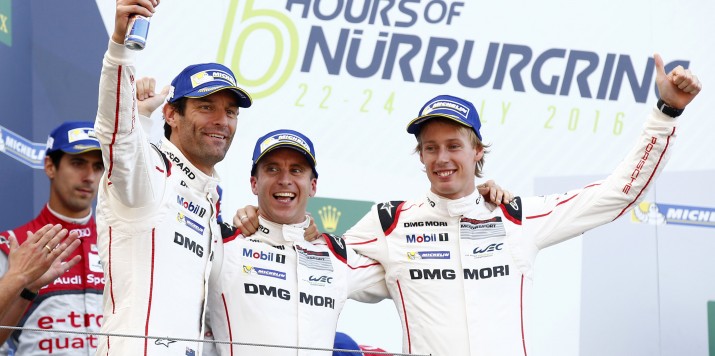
[631,202,665,225]
[242,265,254,274]
[190,71,214,87]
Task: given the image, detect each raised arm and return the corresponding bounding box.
[526,53,701,249]
[94,0,163,209]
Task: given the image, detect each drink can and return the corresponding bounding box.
[125,15,151,50]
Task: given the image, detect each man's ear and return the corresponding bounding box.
[163,103,179,130]
[250,176,258,196]
[309,178,317,197]
[475,145,484,162]
[44,156,56,180]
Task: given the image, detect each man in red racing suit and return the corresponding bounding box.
[0,121,104,355]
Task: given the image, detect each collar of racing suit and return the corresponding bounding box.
[158,138,221,193]
[252,215,312,246]
[46,203,92,225]
[425,188,494,217]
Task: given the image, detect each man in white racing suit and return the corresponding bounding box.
[207,129,388,356]
[343,54,701,355]
[94,2,252,355]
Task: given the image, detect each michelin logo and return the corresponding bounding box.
[423,100,469,116]
[244,265,287,280]
[0,125,46,169]
[407,251,450,260]
[631,201,715,228]
[177,213,205,234]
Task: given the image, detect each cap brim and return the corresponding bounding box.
[51,143,101,154]
[252,143,318,177]
[183,86,253,108]
[255,143,316,166]
[406,113,473,134]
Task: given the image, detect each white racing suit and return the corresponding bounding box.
[94,40,222,356]
[344,109,677,356]
[207,216,388,356]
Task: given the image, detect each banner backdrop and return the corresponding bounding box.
[0,1,107,232]
[0,0,710,354]
[534,171,715,356]
[92,0,714,206]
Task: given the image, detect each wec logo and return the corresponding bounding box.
[473,243,503,254]
[308,275,333,284]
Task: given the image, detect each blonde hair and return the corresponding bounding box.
[414,118,489,178]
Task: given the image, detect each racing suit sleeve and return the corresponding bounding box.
[345,248,389,303]
[0,288,28,347]
[523,108,677,249]
[0,273,24,323]
[0,239,13,344]
[322,233,389,302]
[342,205,391,263]
[0,232,9,276]
[94,40,163,209]
[0,232,31,347]
[138,113,163,146]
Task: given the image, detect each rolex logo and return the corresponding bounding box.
[0,13,8,34]
[0,5,10,48]
[318,205,342,233]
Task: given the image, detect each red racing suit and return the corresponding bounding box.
[207,217,388,356]
[0,206,103,355]
[94,41,222,356]
[344,109,677,356]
